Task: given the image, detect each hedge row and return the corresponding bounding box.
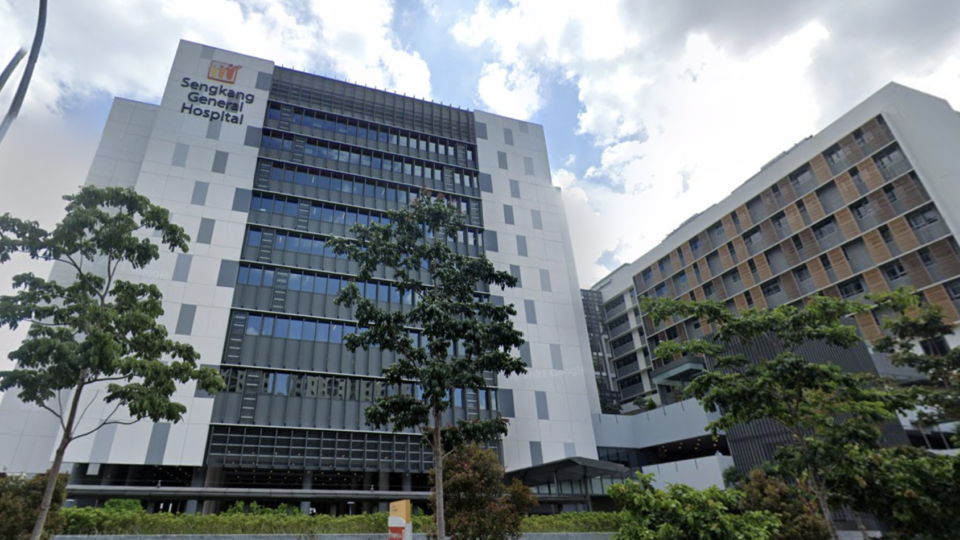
[61,507,622,535]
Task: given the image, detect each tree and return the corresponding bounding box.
[608,472,781,540]
[0,186,225,540]
[824,444,960,540]
[601,400,623,415]
[0,473,67,540]
[327,192,526,540]
[643,295,912,540]
[869,287,960,440]
[434,444,538,540]
[738,470,831,540]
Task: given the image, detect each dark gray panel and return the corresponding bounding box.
[499,389,515,417]
[175,304,197,335]
[524,299,537,324]
[490,295,505,306]
[503,128,514,146]
[564,442,575,456]
[90,423,118,463]
[232,188,252,212]
[519,342,531,366]
[191,181,209,206]
[550,343,562,370]
[212,150,229,173]
[517,236,528,257]
[244,126,262,147]
[509,264,522,287]
[535,391,549,419]
[172,253,192,282]
[531,209,542,230]
[497,151,508,170]
[200,46,215,59]
[524,156,535,176]
[256,71,273,91]
[144,423,171,465]
[540,269,552,292]
[483,230,498,252]
[206,120,222,140]
[171,143,189,167]
[519,121,529,134]
[476,122,488,140]
[509,179,520,198]
[503,204,514,225]
[217,260,240,288]
[197,218,215,244]
[479,173,493,193]
[530,441,543,466]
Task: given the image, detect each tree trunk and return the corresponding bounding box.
[30,383,84,540]
[433,408,445,540]
[853,511,871,540]
[808,470,839,540]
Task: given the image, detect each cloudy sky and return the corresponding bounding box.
[3,0,960,369]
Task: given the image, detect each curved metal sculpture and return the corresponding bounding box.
[0,0,47,146]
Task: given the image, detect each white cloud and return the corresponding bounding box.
[455,1,960,285]
[476,62,542,120]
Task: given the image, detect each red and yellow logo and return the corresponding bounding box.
[207,60,242,84]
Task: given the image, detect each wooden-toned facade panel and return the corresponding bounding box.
[810,154,833,185]
[735,205,753,229]
[854,312,883,342]
[835,173,860,204]
[858,159,886,191]
[651,264,662,284]
[798,229,822,258]
[782,238,802,267]
[759,221,779,246]
[838,134,866,165]
[718,244,734,270]
[925,285,960,323]
[784,204,805,232]
[693,286,706,302]
[669,251,682,274]
[827,247,853,280]
[755,253,774,282]
[802,192,826,222]
[738,262,756,288]
[835,207,860,240]
[860,117,894,152]
[867,190,896,223]
[901,252,932,289]
[732,237,749,262]
[889,216,920,252]
[895,173,929,208]
[733,293,749,313]
[697,260,712,281]
[777,178,798,204]
[930,239,960,277]
[721,214,737,236]
[760,190,779,216]
[680,244,694,266]
[863,268,888,294]
[781,271,801,300]
[808,256,831,289]
[749,286,767,310]
[863,229,892,262]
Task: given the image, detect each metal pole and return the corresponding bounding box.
[0,0,47,145]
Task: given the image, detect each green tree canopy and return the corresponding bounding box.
[0,186,224,540]
[609,472,780,540]
[327,191,526,539]
[642,295,913,540]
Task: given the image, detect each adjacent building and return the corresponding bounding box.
[588,82,960,485]
[0,41,602,514]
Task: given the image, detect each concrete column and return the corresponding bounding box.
[402,473,412,492]
[146,501,156,514]
[362,472,373,513]
[185,467,205,515]
[201,467,223,515]
[300,473,313,515]
[378,471,390,512]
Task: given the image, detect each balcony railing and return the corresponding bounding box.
[616,361,642,379]
[651,355,707,385]
[764,291,788,308]
[878,158,913,182]
[816,230,844,250]
[611,339,637,359]
[913,221,950,245]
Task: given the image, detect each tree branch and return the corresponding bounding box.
[37,403,65,430]
[75,390,101,424]
[71,419,140,441]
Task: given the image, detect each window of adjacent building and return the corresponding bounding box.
[731,212,740,227]
[677,273,688,286]
[852,199,873,219]
[677,247,685,265]
[730,269,741,283]
[761,280,782,297]
[879,225,894,243]
[642,268,653,282]
[838,278,865,299]
[795,265,811,282]
[789,165,814,188]
[792,235,805,251]
[509,179,521,198]
[745,229,762,246]
[878,146,905,168]
[665,327,679,340]
[503,204,515,225]
[655,283,667,298]
[919,248,935,267]
[820,254,833,272]
[693,263,702,282]
[744,291,754,308]
[748,259,758,273]
[908,207,940,230]
[658,258,668,273]
[883,185,899,203]
[882,261,907,281]
[773,213,787,230]
[797,200,807,213]
[727,243,737,259]
[921,337,950,356]
[946,280,960,300]
[703,282,715,297]
[813,219,838,240]
[504,128,514,146]
[825,143,846,165]
[714,223,725,238]
[850,167,863,185]
[771,184,782,199]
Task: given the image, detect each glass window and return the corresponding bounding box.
[333,209,346,224]
[330,324,343,344]
[249,267,262,286]
[245,315,261,335]
[315,275,327,294]
[238,266,250,285]
[316,322,330,342]
[289,273,301,291]
[286,236,299,254]
[327,277,340,295]
[275,373,289,395]
[302,274,314,293]
[321,207,334,222]
[262,316,274,336]
[289,320,303,340]
[274,318,289,338]
[247,229,262,246]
